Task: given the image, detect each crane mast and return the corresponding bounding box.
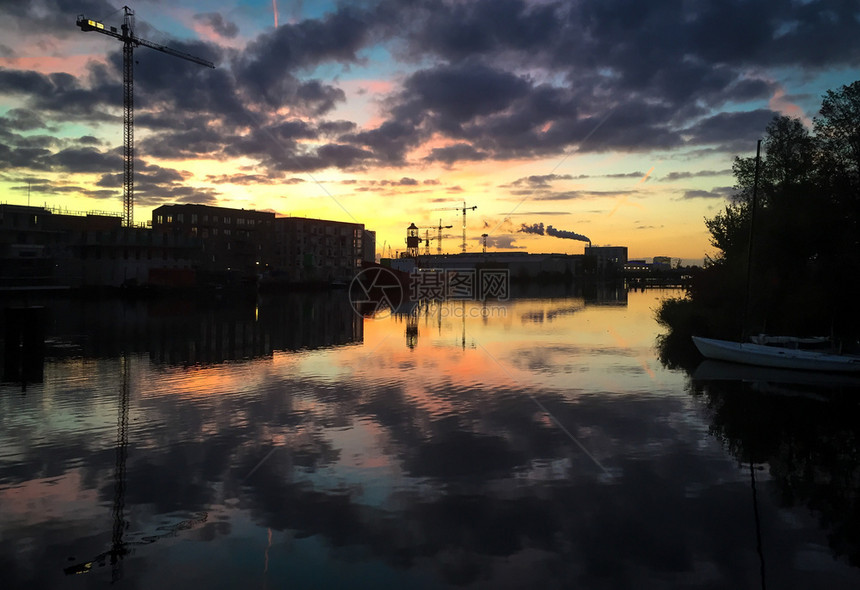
[77,7,214,227]
[417,220,453,255]
[432,202,477,254]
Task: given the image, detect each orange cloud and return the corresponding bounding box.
[768,85,812,127]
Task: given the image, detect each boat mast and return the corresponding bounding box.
[742,139,762,341]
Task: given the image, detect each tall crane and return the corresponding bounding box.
[418,220,453,255]
[77,7,214,227]
[432,202,477,254]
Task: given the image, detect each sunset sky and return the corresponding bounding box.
[1,0,859,262]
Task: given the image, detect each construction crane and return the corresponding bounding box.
[419,230,454,255]
[431,202,477,254]
[77,7,215,228]
[418,220,453,255]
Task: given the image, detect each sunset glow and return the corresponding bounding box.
[2,1,858,263]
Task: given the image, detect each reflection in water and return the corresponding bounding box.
[110,354,129,581]
[658,330,860,577]
[2,289,860,588]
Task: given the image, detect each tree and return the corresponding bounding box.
[816,81,860,183]
[660,81,860,342]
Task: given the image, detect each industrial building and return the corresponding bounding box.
[1,204,198,289]
[584,245,628,273]
[1,203,375,290]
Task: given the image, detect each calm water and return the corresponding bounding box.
[2,288,860,589]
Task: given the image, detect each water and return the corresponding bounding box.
[2,288,860,588]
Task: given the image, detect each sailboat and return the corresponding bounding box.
[691,141,860,373]
[692,335,860,372]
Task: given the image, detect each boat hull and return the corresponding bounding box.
[692,336,860,373]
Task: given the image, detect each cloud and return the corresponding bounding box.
[194,13,240,39]
[1,0,858,207]
[484,234,526,249]
[683,109,778,149]
[424,143,489,165]
[681,186,736,199]
[661,169,732,181]
[505,174,574,188]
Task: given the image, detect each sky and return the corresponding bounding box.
[1,0,859,262]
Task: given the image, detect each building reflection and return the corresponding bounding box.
[1,291,363,376]
[147,292,364,365]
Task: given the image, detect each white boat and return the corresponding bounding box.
[692,336,860,373]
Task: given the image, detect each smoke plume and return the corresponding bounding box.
[546,226,590,243]
[520,222,545,235]
[519,222,590,244]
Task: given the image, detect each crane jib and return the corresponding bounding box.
[76,11,214,227]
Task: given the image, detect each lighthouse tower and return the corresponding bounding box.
[405,223,422,258]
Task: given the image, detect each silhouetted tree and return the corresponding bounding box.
[660,81,860,342]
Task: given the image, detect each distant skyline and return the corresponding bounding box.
[2,0,859,262]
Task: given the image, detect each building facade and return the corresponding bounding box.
[272,217,365,284]
[151,204,275,279]
[1,204,198,289]
[584,246,628,274]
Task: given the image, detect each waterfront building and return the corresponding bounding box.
[151,204,275,280]
[652,256,673,270]
[1,204,198,289]
[272,217,365,284]
[584,245,628,274]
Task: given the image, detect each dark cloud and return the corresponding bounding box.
[194,12,239,39]
[1,108,45,131]
[348,120,422,164]
[683,109,778,147]
[49,146,123,174]
[661,169,733,181]
[604,171,646,179]
[506,174,574,188]
[1,0,858,196]
[398,61,530,126]
[233,6,370,111]
[424,143,489,165]
[681,186,736,199]
[205,173,283,185]
[504,210,570,216]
